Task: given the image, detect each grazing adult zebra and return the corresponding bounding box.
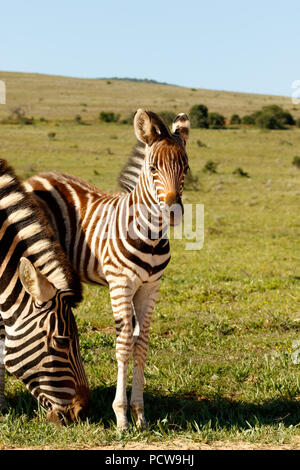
[0,159,89,425]
[25,109,190,430]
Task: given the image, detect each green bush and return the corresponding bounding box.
[242,105,295,129]
[207,112,226,129]
[189,104,208,128]
[203,160,219,174]
[241,115,256,125]
[292,156,300,169]
[19,116,35,125]
[230,114,241,125]
[158,110,176,125]
[233,167,250,178]
[99,112,120,123]
[48,132,56,141]
[255,112,284,130]
[261,105,295,126]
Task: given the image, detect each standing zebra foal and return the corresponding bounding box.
[25,109,190,430]
[0,159,89,425]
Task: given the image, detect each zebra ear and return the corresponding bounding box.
[172,113,190,146]
[134,109,170,146]
[19,257,56,303]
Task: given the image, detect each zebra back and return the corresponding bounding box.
[0,160,82,305]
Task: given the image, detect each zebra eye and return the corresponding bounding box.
[150,166,156,173]
[53,336,70,348]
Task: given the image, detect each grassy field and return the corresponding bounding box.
[0,74,300,449]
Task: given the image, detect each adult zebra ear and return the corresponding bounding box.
[19,257,56,303]
[134,109,171,146]
[172,113,190,146]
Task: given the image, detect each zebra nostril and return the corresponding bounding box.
[162,194,183,227]
[165,192,182,208]
[75,407,86,421]
[57,411,68,426]
[46,408,69,426]
[57,411,63,421]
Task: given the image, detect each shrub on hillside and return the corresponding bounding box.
[233,167,250,178]
[158,110,176,125]
[99,112,120,123]
[242,105,295,129]
[189,104,209,128]
[74,114,82,124]
[292,156,300,169]
[230,114,241,125]
[255,112,285,129]
[261,105,295,126]
[203,160,219,174]
[48,132,56,140]
[241,114,256,125]
[207,112,226,129]
[196,139,207,147]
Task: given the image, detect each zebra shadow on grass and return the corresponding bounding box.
[3,385,300,432]
[89,386,300,431]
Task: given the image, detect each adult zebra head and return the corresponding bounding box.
[13,260,89,425]
[0,159,89,425]
[122,109,190,226]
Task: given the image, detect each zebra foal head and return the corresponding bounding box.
[133,109,190,226]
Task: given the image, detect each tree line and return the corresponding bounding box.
[99,104,300,130]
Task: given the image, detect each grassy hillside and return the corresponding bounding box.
[0,71,299,122]
[0,72,300,449]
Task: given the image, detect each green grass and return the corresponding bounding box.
[0,119,300,449]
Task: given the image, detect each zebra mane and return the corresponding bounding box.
[118,141,146,193]
[0,159,82,306]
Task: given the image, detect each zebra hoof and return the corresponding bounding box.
[113,402,129,431]
[118,424,129,432]
[136,416,148,430]
[116,419,130,432]
[130,404,148,430]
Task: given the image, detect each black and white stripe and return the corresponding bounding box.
[0,159,89,424]
[24,109,190,429]
[118,141,146,193]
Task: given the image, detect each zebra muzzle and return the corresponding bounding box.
[46,385,90,426]
[163,193,183,226]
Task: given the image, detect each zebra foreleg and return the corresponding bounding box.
[130,283,159,429]
[111,294,134,431]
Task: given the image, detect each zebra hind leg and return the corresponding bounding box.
[130,283,158,430]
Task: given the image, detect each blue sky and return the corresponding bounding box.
[0,0,299,96]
